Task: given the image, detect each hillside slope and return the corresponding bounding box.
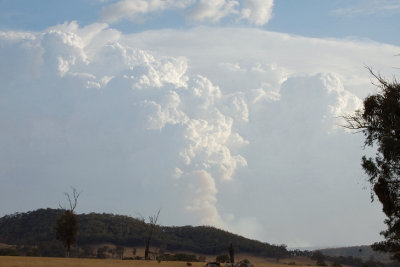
[0,208,287,257]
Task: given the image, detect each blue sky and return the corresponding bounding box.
[270,0,400,45]
[0,0,400,249]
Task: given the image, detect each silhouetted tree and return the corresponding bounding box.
[144,210,160,260]
[55,187,80,257]
[343,68,400,260]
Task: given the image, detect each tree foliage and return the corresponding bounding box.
[344,68,400,260]
[55,210,78,256]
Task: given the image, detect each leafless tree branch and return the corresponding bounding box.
[59,187,80,212]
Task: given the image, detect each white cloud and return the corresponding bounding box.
[100,0,194,23]
[125,27,398,97]
[100,0,274,25]
[187,0,239,23]
[240,0,274,26]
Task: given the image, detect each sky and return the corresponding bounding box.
[0,0,400,249]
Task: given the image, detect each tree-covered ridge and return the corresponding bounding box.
[0,208,63,245]
[0,208,288,257]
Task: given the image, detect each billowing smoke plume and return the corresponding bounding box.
[1,21,396,246]
[0,22,249,230]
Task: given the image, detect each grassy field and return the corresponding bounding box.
[0,256,316,267]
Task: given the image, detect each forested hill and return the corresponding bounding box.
[0,208,288,257]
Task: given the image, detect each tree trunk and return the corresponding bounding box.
[66,244,70,258]
[229,242,234,263]
[144,236,151,260]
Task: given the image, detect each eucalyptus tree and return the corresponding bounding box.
[344,68,400,260]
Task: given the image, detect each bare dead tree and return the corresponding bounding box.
[144,209,160,260]
[56,187,81,257]
[58,187,80,212]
